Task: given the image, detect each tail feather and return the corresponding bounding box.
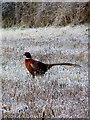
[47,63,81,69]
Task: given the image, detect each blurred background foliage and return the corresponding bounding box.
[2,2,90,28]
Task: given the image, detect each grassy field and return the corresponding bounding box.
[1,24,89,118]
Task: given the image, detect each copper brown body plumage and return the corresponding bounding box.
[24,52,80,78]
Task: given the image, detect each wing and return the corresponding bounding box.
[30,61,40,71]
[29,61,47,75]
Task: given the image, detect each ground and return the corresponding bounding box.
[0,24,89,118]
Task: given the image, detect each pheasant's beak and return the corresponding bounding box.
[23,53,25,56]
[23,53,27,57]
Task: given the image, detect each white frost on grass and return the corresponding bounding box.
[1,24,88,83]
[2,24,88,41]
[1,24,88,118]
[1,24,88,85]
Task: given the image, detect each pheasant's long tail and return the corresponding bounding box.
[47,63,81,69]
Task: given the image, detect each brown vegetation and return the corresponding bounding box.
[2,2,90,28]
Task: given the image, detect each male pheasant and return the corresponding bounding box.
[24,52,80,78]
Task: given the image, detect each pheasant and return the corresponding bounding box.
[24,52,80,78]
